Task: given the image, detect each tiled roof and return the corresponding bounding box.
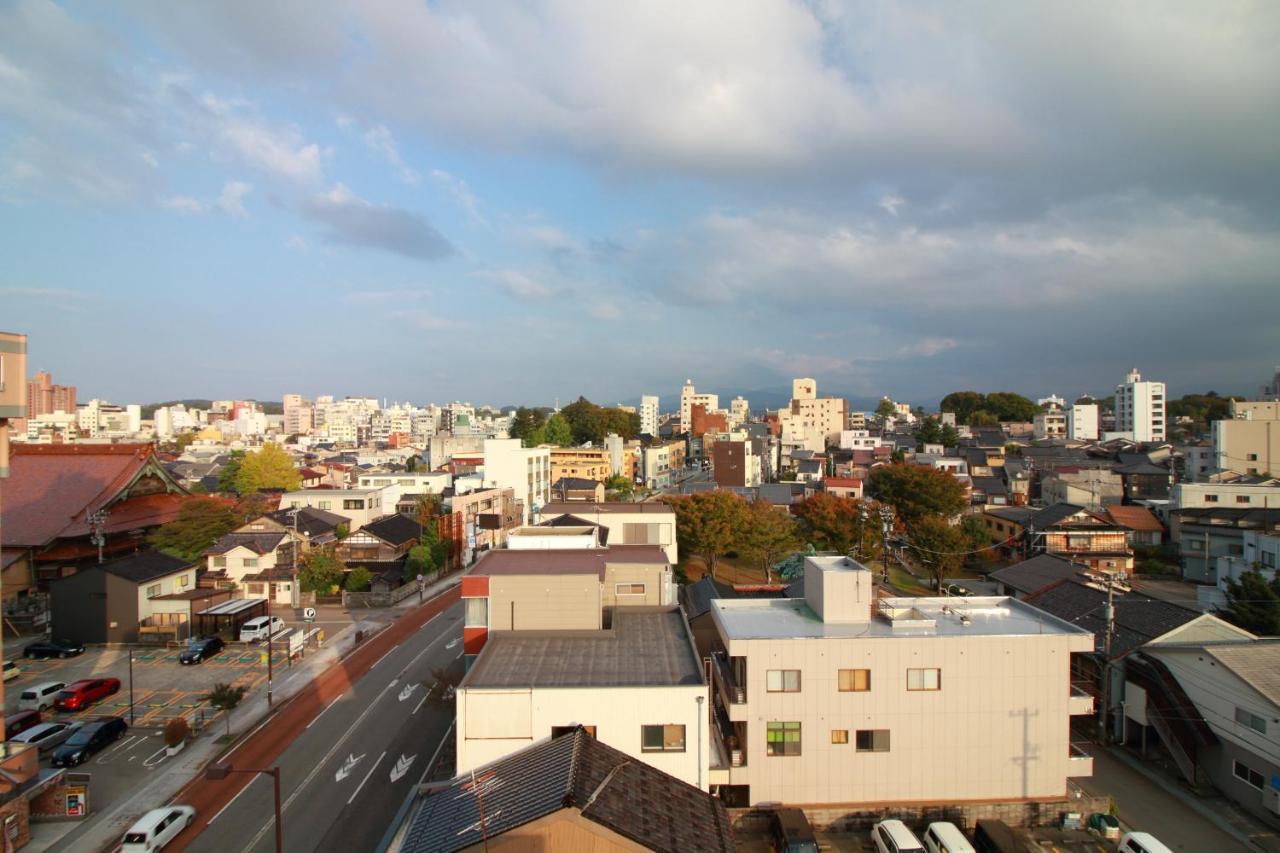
[989,554,1082,595]
[1027,503,1113,530]
[359,513,424,547]
[207,532,287,556]
[1105,505,1165,532]
[265,506,347,537]
[1203,644,1280,708]
[1025,579,1198,658]
[403,727,734,853]
[540,502,674,516]
[97,551,193,585]
[681,576,740,619]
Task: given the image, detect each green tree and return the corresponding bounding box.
[299,550,345,593]
[560,396,641,444]
[605,474,635,499]
[147,497,242,561]
[939,391,985,424]
[738,499,801,583]
[203,682,248,737]
[334,523,350,540]
[959,515,994,571]
[793,493,882,559]
[906,516,970,591]
[983,392,1041,422]
[509,407,548,446]
[662,492,749,579]
[543,413,574,447]
[217,450,246,493]
[866,463,967,527]
[914,417,944,449]
[969,409,1000,426]
[345,565,373,592]
[1223,570,1280,636]
[234,444,302,494]
[875,398,897,420]
[940,423,960,447]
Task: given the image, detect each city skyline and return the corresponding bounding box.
[3,2,1278,404]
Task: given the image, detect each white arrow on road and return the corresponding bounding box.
[389,753,417,783]
[445,638,460,650]
[398,683,418,702]
[335,753,365,782]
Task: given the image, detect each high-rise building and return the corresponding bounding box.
[679,380,718,434]
[729,396,750,427]
[26,370,76,418]
[1068,403,1099,441]
[1114,368,1166,443]
[639,395,659,436]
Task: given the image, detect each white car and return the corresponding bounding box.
[239,615,285,643]
[872,820,925,853]
[11,721,82,754]
[17,681,67,712]
[2,661,20,682]
[122,805,196,852]
[1118,832,1174,853]
[922,821,975,853]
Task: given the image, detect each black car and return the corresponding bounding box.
[178,636,225,665]
[51,717,128,767]
[23,638,86,659]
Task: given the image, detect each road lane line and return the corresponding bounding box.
[415,721,455,786]
[411,693,427,715]
[347,750,386,805]
[370,645,399,669]
[207,774,262,825]
[306,694,345,730]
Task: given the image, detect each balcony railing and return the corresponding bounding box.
[1068,742,1094,777]
[711,653,745,704]
[1069,684,1096,715]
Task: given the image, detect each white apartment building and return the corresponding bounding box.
[730,396,750,428]
[839,430,884,450]
[705,556,1094,806]
[356,472,452,508]
[680,380,719,434]
[640,394,660,436]
[483,438,551,523]
[1034,405,1067,440]
[1171,476,1280,510]
[1068,403,1099,441]
[1115,368,1166,443]
[537,501,679,564]
[1214,401,1280,477]
[779,378,847,454]
[279,487,385,529]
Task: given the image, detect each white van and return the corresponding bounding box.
[3,661,19,682]
[922,821,975,853]
[239,616,284,643]
[1118,832,1174,853]
[121,805,195,852]
[872,820,926,853]
[18,681,66,712]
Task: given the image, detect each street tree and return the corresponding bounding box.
[234,443,302,494]
[147,497,241,561]
[907,516,969,591]
[739,499,801,583]
[866,463,966,526]
[662,491,748,579]
[793,493,882,559]
[204,682,248,737]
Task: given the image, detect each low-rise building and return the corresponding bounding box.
[537,501,678,563]
[1027,503,1133,573]
[549,446,612,483]
[279,488,386,529]
[50,552,199,643]
[1214,401,1280,477]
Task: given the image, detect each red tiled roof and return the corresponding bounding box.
[824,477,864,488]
[1,443,185,548]
[1106,505,1165,532]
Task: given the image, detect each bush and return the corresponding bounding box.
[345,566,373,592]
[164,717,190,747]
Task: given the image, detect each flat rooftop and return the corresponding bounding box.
[463,608,703,688]
[712,596,1092,640]
[470,546,669,577]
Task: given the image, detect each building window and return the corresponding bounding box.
[641,724,686,753]
[177,574,190,589]
[1237,496,1251,504]
[1205,494,1219,503]
[244,558,259,569]
[464,597,488,628]
[766,670,802,693]
[146,584,161,598]
[343,499,364,510]
[318,501,331,510]
[838,669,871,692]
[212,557,227,568]
[1234,760,1265,790]
[855,729,891,753]
[907,668,941,691]
[615,583,646,596]
[1248,453,1259,462]
[1264,552,1276,568]
[831,729,849,744]
[1235,707,1267,734]
[766,722,801,756]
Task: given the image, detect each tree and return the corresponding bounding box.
[875,398,897,420]
[560,396,640,444]
[299,550,345,593]
[1223,570,1280,636]
[335,523,350,540]
[983,392,1041,422]
[345,565,373,592]
[217,450,246,494]
[147,497,241,561]
[234,444,302,494]
[204,682,248,737]
[939,391,985,424]
[543,413,574,447]
[959,515,993,571]
[509,407,547,446]
[605,474,635,500]
[866,463,966,527]
[738,499,801,582]
[793,493,882,559]
[969,410,999,426]
[906,516,969,591]
[914,417,943,449]
[662,492,749,579]
[940,423,960,447]
[234,492,275,522]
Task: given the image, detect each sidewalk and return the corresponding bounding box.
[38,573,461,853]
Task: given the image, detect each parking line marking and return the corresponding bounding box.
[347,750,386,805]
[95,735,141,764]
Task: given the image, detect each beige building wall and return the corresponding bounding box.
[459,809,647,852]
[457,683,710,790]
[488,575,602,631]
[1214,418,1280,477]
[601,562,670,608]
[134,567,198,622]
[712,619,1092,805]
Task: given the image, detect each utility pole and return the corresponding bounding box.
[1095,571,1121,745]
[88,509,108,564]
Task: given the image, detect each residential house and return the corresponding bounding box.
[1026,503,1134,573]
[279,487,385,530]
[1172,474,1280,510]
[1171,507,1280,583]
[705,556,1095,806]
[396,728,733,853]
[1105,505,1166,548]
[711,440,761,489]
[50,552,200,643]
[822,477,864,500]
[1114,458,1174,502]
[444,485,520,566]
[261,506,347,549]
[981,506,1037,554]
[990,553,1085,598]
[356,471,451,508]
[205,530,290,586]
[336,513,422,564]
[550,477,606,502]
[537,501,678,563]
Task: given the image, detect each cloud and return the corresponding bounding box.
[285,234,308,251]
[479,268,556,301]
[429,169,483,223]
[296,183,454,260]
[211,109,323,184]
[896,337,958,359]
[160,195,205,215]
[216,180,252,216]
[363,124,419,184]
[343,288,433,304]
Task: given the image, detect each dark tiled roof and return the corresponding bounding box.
[971,475,1008,496]
[540,501,674,516]
[1025,578,1198,658]
[207,532,287,556]
[403,728,734,853]
[99,551,193,585]
[552,477,602,490]
[1028,503,1112,529]
[986,506,1037,525]
[360,513,424,547]
[266,506,347,537]
[680,576,740,619]
[989,554,1082,596]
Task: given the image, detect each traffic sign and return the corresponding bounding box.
[303,607,316,622]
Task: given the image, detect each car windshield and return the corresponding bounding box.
[123,833,147,843]
[65,727,95,746]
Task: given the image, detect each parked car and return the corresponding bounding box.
[3,661,19,682]
[1087,813,1121,841]
[872,820,925,853]
[973,819,1020,853]
[239,616,284,643]
[1118,832,1174,853]
[51,716,128,767]
[179,636,225,665]
[923,821,976,853]
[122,805,196,852]
[770,808,818,853]
[23,638,86,659]
[54,678,121,712]
[11,721,82,753]
[18,681,67,712]
[4,710,42,740]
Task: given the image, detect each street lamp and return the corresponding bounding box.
[206,763,283,853]
[128,649,134,725]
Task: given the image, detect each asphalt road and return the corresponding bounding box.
[168,592,462,853]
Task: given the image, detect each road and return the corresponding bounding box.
[167,588,463,852]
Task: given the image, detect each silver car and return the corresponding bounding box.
[11,721,82,753]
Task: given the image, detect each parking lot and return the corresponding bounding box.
[733,825,1114,851]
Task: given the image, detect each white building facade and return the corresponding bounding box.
[1115,369,1167,443]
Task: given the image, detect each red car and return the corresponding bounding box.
[54,678,121,712]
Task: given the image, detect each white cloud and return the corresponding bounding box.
[363,124,419,184]
[896,337,958,359]
[216,180,252,216]
[429,169,483,223]
[479,268,556,301]
[285,234,308,251]
[216,116,323,184]
[160,195,205,215]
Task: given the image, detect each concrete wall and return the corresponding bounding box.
[1214,419,1280,477]
[602,563,669,608]
[457,683,710,790]
[488,575,602,631]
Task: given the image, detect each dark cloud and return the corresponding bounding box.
[296,185,454,261]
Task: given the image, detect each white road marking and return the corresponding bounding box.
[411,693,427,716]
[389,753,416,783]
[306,694,345,730]
[207,774,262,825]
[445,638,459,650]
[335,752,365,782]
[347,750,386,804]
[95,735,141,764]
[222,713,275,761]
[398,683,417,702]
[142,744,170,768]
[370,645,398,669]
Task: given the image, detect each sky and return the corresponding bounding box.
[1,1,1277,409]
